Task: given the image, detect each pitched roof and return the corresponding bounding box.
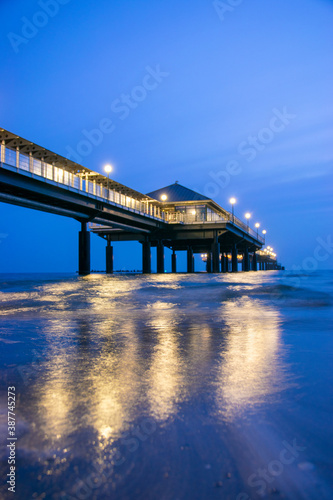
[147,183,210,202]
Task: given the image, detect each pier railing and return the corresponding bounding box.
[164,211,265,243]
[0,144,165,221]
[0,144,264,243]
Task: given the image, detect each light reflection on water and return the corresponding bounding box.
[5,274,289,438]
[1,271,332,499]
[214,297,286,420]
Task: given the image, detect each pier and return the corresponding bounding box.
[0,128,281,274]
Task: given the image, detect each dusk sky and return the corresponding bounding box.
[1,0,332,272]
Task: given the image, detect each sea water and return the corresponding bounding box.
[0,271,332,499]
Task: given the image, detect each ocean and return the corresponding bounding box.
[0,270,332,500]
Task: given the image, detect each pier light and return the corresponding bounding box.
[104,164,113,190]
[161,194,168,201]
[229,197,236,221]
[245,212,251,230]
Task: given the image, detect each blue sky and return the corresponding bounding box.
[0,0,332,272]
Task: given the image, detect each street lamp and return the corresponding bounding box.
[229,197,236,222]
[104,164,112,190]
[245,212,251,231]
[262,229,266,243]
[161,194,167,201]
[255,222,260,237]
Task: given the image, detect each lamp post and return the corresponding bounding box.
[262,229,266,243]
[245,212,251,231]
[161,194,167,201]
[229,197,236,222]
[255,222,260,237]
[104,164,112,190]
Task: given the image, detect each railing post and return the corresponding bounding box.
[29,152,33,174]
[1,141,5,163]
[16,147,20,172]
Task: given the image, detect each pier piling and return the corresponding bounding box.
[142,240,151,274]
[106,239,113,274]
[187,246,194,273]
[157,240,165,273]
[232,245,238,273]
[78,222,90,275]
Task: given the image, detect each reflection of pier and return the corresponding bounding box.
[0,128,282,273]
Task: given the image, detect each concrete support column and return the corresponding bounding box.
[79,222,90,275]
[252,251,257,271]
[157,240,165,273]
[226,253,231,272]
[221,253,227,273]
[206,252,212,273]
[212,233,220,273]
[243,247,250,272]
[232,245,238,273]
[171,249,177,273]
[187,246,194,273]
[106,239,113,274]
[142,240,151,274]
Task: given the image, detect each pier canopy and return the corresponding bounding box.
[147,182,230,223]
